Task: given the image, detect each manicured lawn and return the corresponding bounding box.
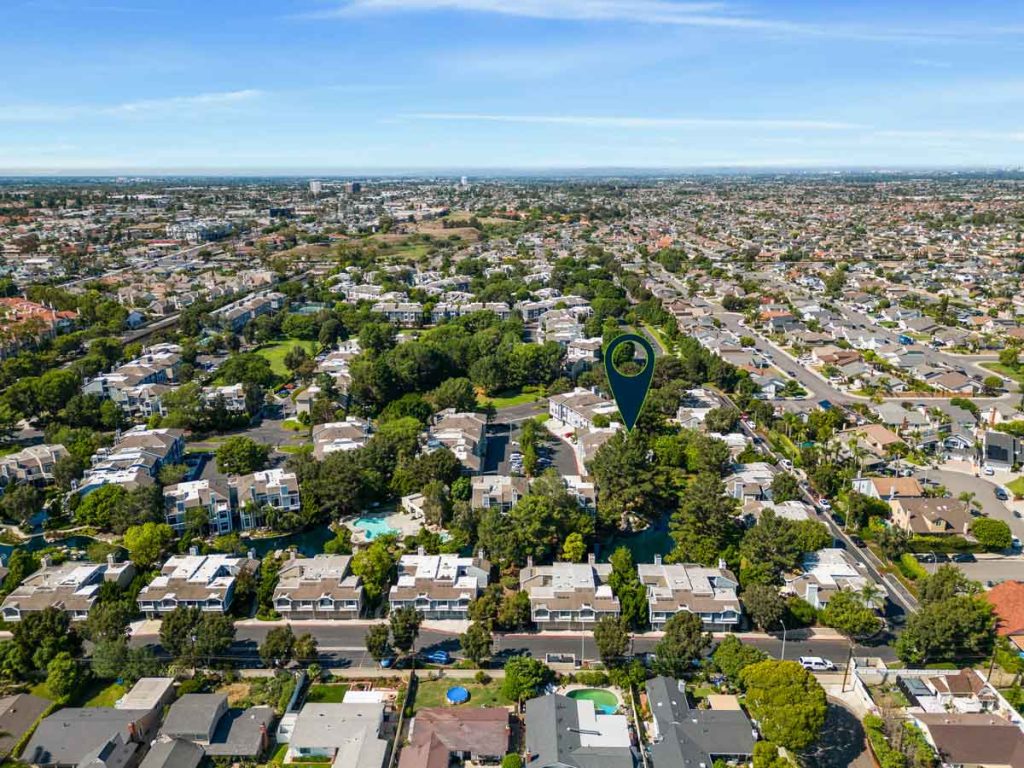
[305,684,348,703]
[1007,476,1024,499]
[477,386,543,409]
[84,681,126,707]
[256,339,318,377]
[411,680,512,712]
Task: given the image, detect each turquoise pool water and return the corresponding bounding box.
[354,516,398,540]
[567,688,619,715]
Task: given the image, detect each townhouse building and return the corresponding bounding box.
[273,554,364,620]
[427,410,487,473]
[638,557,742,631]
[548,387,620,430]
[370,301,423,327]
[164,479,234,535]
[232,468,301,530]
[137,553,256,617]
[78,426,185,495]
[388,550,490,620]
[1,555,135,622]
[0,443,68,487]
[471,475,529,512]
[311,418,371,459]
[211,291,285,332]
[519,558,620,630]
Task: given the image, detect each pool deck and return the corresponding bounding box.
[343,510,422,544]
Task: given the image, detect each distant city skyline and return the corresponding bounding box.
[1,0,1023,170]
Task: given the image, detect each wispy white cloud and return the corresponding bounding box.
[300,0,1013,43]
[403,112,866,131]
[0,89,263,123]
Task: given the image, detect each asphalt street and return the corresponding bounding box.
[130,622,897,668]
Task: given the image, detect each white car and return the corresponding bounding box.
[984,466,995,476]
[799,656,836,672]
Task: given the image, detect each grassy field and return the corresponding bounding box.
[84,682,126,707]
[256,338,318,377]
[1007,477,1024,499]
[412,679,512,712]
[305,684,349,703]
[477,386,543,409]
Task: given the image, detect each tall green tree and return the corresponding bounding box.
[654,611,711,679]
[741,660,828,751]
[593,616,630,667]
[460,622,493,665]
[389,606,423,656]
[668,473,739,565]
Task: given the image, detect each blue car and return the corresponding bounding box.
[422,650,452,665]
[379,656,395,669]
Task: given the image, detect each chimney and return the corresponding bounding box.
[127,721,138,743]
[41,555,52,568]
[248,549,256,561]
[189,545,199,556]
[717,558,727,570]
[417,546,425,557]
[526,555,534,568]
[588,552,596,565]
[654,554,662,566]
[477,549,485,561]
[259,723,268,752]
[107,553,116,567]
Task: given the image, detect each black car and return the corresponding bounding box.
[915,553,936,563]
[849,535,867,548]
[952,553,977,563]
[933,552,951,563]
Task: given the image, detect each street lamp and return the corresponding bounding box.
[779,619,788,661]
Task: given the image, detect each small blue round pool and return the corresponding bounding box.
[446,686,470,704]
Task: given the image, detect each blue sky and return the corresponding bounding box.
[1,0,1023,171]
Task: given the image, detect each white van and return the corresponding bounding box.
[779,458,794,472]
[798,656,836,672]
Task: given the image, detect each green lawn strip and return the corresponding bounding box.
[411,679,512,712]
[83,681,126,707]
[1007,476,1024,499]
[305,684,349,703]
[982,362,1024,386]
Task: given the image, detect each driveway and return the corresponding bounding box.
[485,401,579,476]
[913,465,1023,537]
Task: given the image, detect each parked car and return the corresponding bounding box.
[799,656,836,672]
[952,553,976,563]
[1014,510,1022,519]
[915,553,937,563]
[379,656,396,669]
[849,535,866,548]
[819,497,832,510]
[995,488,1009,501]
[933,552,950,563]
[984,466,995,476]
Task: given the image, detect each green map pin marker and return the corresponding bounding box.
[603,333,656,432]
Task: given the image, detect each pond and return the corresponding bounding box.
[597,516,673,563]
[0,534,99,560]
[241,526,336,558]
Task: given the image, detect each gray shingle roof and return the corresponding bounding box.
[524,694,634,768]
[645,676,755,768]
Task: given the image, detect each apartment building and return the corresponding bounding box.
[202,383,249,414]
[471,475,529,512]
[273,554,363,620]
[889,497,973,537]
[548,387,620,430]
[312,418,370,459]
[519,558,620,630]
[137,553,256,617]
[428,410,487,473]
[638,557,742,631]
[388,550,490,620]
[1,556,135,622]
[370,301,423,326]
[164,479,234,535]
[82,343,182,401]
[231,468,301,530]
[211,291,285,332]
[0,443,68,487]
[78,426,185,495]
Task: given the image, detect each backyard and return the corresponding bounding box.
[411,679,512,712]
[476,385,543,409]
[305,684,349,703]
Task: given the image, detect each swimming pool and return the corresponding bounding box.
[354,515,398,540]
[567,688,619,715]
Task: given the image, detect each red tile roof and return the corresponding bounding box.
[985,581,1024,636]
